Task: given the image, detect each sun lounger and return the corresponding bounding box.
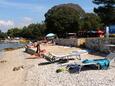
[43,53,76,63]
[50,49,94,60]
[49,53,80,59]
[72,49,95,54]
[43,50,90,62]
[105,52,115,62]
[43,53,56,62]
[47,49,93,61]
[25,47,36,55]
[43,53,80,62]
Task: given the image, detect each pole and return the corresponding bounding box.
[105,26,109,44]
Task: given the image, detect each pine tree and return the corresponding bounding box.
[93,0,115,25]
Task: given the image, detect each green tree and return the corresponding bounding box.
[45,3,85,37]
[21,23,46,39]
[93,0,115,25]
[21,26,34,39]
[80,13,102,31]
[7,29,14,37]
[7,28,22,37]
[0,30,7,39]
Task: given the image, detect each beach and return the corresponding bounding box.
[0,45,115,86]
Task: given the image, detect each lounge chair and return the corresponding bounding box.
[42,53,77,63]
[25,47,36,55]
[105,52,115,62]
[43,50,90,62]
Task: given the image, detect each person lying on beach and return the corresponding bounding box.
[25,42,37,48]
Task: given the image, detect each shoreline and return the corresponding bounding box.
[0,42,25,52]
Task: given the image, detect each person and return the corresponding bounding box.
[27,42,46,59]
[35,42,41,53]
[25,41,37,48]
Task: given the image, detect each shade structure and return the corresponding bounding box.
[46,33,55,37]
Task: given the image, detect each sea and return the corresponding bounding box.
[0,42,25,58]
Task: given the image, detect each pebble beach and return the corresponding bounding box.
[0,45,115,86]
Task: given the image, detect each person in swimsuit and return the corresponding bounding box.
[31,42,46,58]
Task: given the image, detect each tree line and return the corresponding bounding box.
[7,23,46,40]
[0,0,114,39]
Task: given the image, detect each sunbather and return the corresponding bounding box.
[27,42,46,59]
[25,41,37,48]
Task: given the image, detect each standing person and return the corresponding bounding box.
[33,41,42,57]
[34,41,46,57]
[26,42,41,59]
[26,41,46,59]
[36,42,41,53]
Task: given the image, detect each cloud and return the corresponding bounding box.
[0,20,14,26]
[17,17,33,27]
[0,20,14,32]
[23,17,33,22]
[0,17,33,32]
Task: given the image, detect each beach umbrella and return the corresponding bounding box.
[46,33,55,37]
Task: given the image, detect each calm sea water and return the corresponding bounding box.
[0,42,25,51]
[0,42,25,58]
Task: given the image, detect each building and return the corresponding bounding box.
[109,25,115,34]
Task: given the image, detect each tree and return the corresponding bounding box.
[45,3,85,37]
[21,23,46,40]
[0,30,7,39]
[30,23,46,39]
[93,0,115,25]
[80,13,103,31]
[20,26,32,39]
[7,28,22,37]
[7,29,14,37]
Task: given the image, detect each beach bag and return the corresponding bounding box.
[67,64,81,73]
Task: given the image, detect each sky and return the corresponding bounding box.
[0,0,97,32]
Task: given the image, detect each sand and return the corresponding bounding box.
[0,45,115,86]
